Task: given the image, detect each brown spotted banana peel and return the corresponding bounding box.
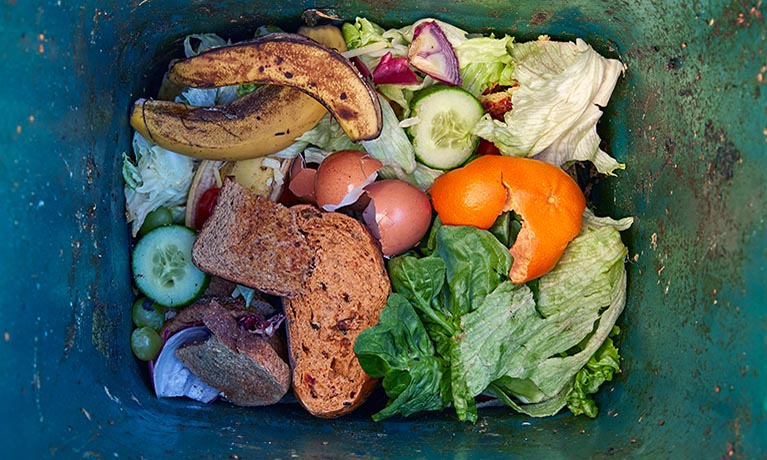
[130,27,381,161]
[168,32,382,142]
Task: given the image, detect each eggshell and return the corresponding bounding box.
[362,180,433,257]
[314,150,383,211]
[287,156,317,204]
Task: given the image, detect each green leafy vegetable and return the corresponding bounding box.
[566,327,621,417]
[123,133,194,236]
[471,38,625,175]
[361,94,418,175]
[455,34,515,97]
[354,293,450,421]
[357,211,631,422]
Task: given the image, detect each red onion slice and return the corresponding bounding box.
[351,56,373,81]
[408,21,462,86]
[152,326,220,403]
[373,52,421,85]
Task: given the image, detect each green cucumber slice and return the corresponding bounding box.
[408,85,485,170]
[131,225,209,308]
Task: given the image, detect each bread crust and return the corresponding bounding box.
[189,179,390,417]
[285,206,390,418]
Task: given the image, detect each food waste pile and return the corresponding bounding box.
[123,14,632,423]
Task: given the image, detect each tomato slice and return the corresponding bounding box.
[194,187,220,230]
[475,138,501,156]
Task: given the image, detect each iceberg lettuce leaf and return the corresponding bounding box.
[455,34,515,97]
[123,133,194,236]
[472,38,624,175]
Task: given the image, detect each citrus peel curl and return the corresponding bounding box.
[429,155,586,283]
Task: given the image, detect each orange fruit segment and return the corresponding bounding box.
[429,155,586,284]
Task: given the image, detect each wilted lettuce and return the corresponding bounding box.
[122,133,194,236]
[355,212,631,422]
[472,37,625,175]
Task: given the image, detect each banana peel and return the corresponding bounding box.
[131,85,326,160]
[169,32,382,142]
[130,29,382,161]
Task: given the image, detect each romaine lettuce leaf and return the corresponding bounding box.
[472,37,625,175]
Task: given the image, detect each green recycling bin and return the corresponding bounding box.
[1,0,765,458]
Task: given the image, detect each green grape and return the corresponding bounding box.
[131,326,162,361]
[138,206,173,236]
[132,297,166,330]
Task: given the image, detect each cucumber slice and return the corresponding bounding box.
[408,85,485,170]
[132,225,209,308]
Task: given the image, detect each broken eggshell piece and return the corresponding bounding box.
[314,150,383,211]
[152,326,220,403]
[287,154,318,204]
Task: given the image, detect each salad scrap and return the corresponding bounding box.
[122,14,632,423]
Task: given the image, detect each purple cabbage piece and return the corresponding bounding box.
[238,312,286,336]
[152,326,220,403]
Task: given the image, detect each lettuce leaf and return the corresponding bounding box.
[472,37,625,175]
[354,293,450,421]
[455,34,515,97]
[360,211,631,422]
[122,133,194,236]
[488,213,630,416]
[566,328,621,417]
[361,94,418,175]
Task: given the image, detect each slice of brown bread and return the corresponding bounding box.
[189,180,390,417]
[173,300,291,407]
[192,178,313,297]
[285,205,390,418]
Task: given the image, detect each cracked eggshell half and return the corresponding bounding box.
[314,150,383,211]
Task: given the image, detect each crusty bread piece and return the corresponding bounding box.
[190,180,390,417]
[192,178,313,297]
[285,205,390,418]
[172,299,291,407]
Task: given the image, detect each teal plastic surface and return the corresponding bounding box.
[1,1,765,458]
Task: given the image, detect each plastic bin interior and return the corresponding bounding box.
[2,1,765,458]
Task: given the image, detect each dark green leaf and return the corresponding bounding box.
[354,294,449,420]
